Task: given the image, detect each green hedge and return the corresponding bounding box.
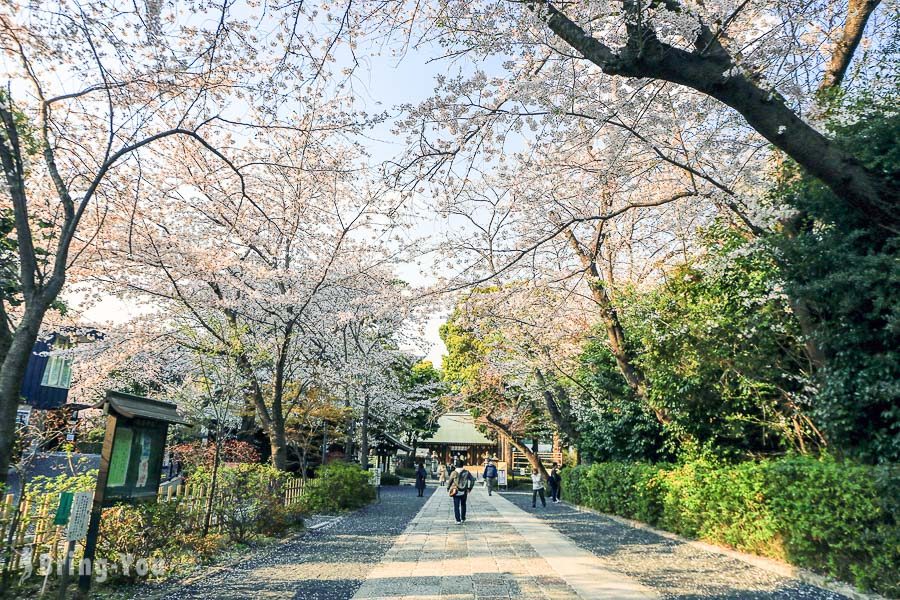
[299,461,376,513]
[564,456,899,596]
[380,473,400,486]
[395,466,417,478]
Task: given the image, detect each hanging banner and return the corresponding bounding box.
[53,492,74,526]
[135,431,152,488]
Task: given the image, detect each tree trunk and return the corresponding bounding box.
[564,229,671,425]
[540,3,898,230]
[0,308,43,486]
[534,369,581,443]
[203,438,222,536]
[359,393,370,469]
[238,391,257,436]
[300,445,308,484]
[344,391,355,461]
[820,0,882,91]
[270,426,288,471]
[482,414,549,479]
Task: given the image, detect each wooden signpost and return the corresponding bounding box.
[75,391,187,597]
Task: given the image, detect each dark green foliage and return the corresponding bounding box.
[573,338,667,461]
[770,86,900,463]
[379,473,400,485]
[299,461,376,513]
[394,466,417,478]
[623,226,814,456]
[567,80,899,465]
[564,457,899,595]
[190,463,297,542]
[573,226,814,461]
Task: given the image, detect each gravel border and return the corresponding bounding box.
[108,486,431,600]
[501,492,884,600]
[573,505,889,600]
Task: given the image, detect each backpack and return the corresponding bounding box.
[448,470,473,496]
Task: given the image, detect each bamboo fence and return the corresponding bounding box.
[0,475,304,577]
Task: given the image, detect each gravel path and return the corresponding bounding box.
[159,486,432,600]
[501,492,848,600]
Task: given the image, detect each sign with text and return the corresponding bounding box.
[67,492,93,541]
[103,418,168,505]
[368,467,381,486]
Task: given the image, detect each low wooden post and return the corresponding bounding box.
[76,412,117,596]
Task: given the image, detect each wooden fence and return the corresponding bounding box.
[511,450,564,474]
[0,476,304,576]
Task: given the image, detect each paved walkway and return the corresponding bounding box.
[150,485,851,600]
[353,487,850,600]
[352,488,656,600]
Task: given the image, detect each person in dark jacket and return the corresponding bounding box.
[483,458,499,496]
[548,462,562,503]
[415,462,428,497]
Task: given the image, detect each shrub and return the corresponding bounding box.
[563,456,899,596]
[299,461,375,513]
[170,440,261,475]
[187,463,298,541]
[255,502,305,537]
[97,500,230,581]
[97,501,184,581]
[565,462,666,524]
[562,456,900,595]
[380,473,400,486]
[394,466,417,478]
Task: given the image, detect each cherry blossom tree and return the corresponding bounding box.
[370,0,895,227]
[0,0,364,484]
[83,119,429,470]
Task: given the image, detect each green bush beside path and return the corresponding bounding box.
[564,456,899,596]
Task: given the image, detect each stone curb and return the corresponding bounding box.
[565,502,889,600]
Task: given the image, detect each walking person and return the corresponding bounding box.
[415,461,428,497]
[548,462,562,503]
[483,458,498,496]
[438,465,446,487]
[531,467,547,508]
[448,459,475,523]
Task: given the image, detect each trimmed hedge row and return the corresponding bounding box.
[299,461,376,513]
[564,456,899,596]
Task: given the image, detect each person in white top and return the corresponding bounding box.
[531,468,546,508]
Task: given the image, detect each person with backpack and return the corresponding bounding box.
[448,459,475,523]
[531,467,547,508]
[483,458,499,496]
[548,463,562,503]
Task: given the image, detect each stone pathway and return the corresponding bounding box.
[353,487,852,600]
[352,488,656,600]
[147,485,854,600]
